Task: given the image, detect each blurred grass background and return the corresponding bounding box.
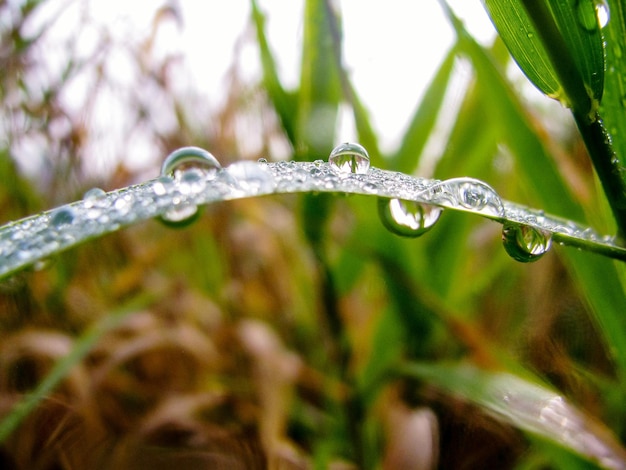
[1,0,626,468]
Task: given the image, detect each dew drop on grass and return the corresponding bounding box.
[160,202,201,228]
[83,187,106,201]
[378,198,442,238]
[225,161,275,194]
[594,0,610,28]
[502,223,552,262]
[160,146,222,180]
[328,142,370,175]
[458,181,488,211]
[158,147,221,228]
[50,208,75,229]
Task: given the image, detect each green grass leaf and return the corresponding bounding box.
[250,0,298,145]
[399,361,626,467]
[482,0,604,114]
[390,46,457,173]
[0,294,154,443]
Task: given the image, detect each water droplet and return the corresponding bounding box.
[225,161,275,194]
[328,142,370,175]
[160,202,200,228]
[178,168,206,195]
[160,146,221,180]
[50,208,75,229]
[458,181,488,210]
[83,187,106,201]
[594,0,610,28]
[153,176,174,196]
[378,198,442,238]
[502,223,552,262]
[422,178,504,217]
[257,157,268,164]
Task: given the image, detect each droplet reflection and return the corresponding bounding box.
[328,142,370,175]
[378,198,442,238]
[160,146,222,180]
[502,223,552,262]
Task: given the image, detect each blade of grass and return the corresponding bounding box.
[398,361,626,468]
[250,0,298,145]
[390,46,457,174]
[445,5,626,384]
[296,0,341,158]
[0,294,154,443]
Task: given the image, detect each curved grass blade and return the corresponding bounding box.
[2,162,626,281]
[399,362,626,469]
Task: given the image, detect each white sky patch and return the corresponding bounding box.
[7,0,498,178]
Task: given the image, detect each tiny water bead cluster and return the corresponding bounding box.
[1,143,624,279]
[326,142,550,262]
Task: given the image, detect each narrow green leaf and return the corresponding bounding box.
[0,295,153,442]
[447,6,626,383]
[599,0,626,221]
[297,0,342,157]
[399,362,626,467]
[482,0,604,115]
[390,46,457,173]
[250,0,298,145]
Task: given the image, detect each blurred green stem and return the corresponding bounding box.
[520,0,626,240]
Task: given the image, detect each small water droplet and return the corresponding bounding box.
[83,187,106,201]
[160,202,200,228]
[378,198,442,238]
[153,176,174,196]
[178,168,206,195]
[328,142,370,175]
[33,258,53,271]
[160,146,222,180]
[257,157,268,164]
[502,223,552,262]
[50,208,75,229]
[225,161,275,194]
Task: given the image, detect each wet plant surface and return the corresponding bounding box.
[3,0,626,469]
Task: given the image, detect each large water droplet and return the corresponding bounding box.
[378,198,442,238]
[328,142,370,175]
[225,161,275,194]
[160,201,200,228]
[502,223,552,262]
[160,146,222,180]
[50,208,75,229]
[83,187,106,201]
[594,0,610,28]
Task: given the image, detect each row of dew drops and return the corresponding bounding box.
[42,144,549,266]
[151,143,551,263]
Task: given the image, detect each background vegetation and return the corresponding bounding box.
[1,0,626,468]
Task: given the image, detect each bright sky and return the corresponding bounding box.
[13,0,498,177]
[176,0,496,146]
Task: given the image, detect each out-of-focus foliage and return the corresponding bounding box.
[1,0,626,469]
